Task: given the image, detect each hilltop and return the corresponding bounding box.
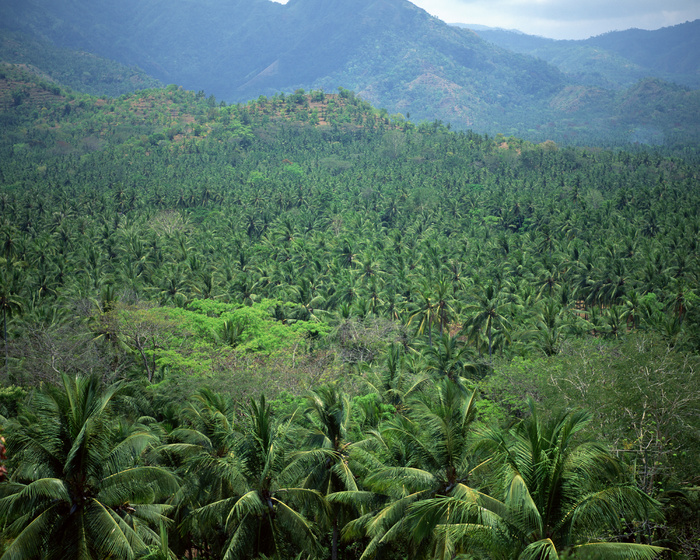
[2,0,699,147]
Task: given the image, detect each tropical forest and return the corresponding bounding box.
[0,58,699,560]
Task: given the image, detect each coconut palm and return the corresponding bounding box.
[191,395,326,560]
[531,298,571,356]
[463,283,512,360]
[158,388,241,558]
[294,385,359,560]
[338,381,479,559]
[404,401,666,560]
[421,333,478,383]
[408,289,439,347]
[362,343,429,412]
[0,374,178,560]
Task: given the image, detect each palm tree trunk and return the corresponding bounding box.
[332,516,339,560]
[3,306,7,380]
[487,322,493,361]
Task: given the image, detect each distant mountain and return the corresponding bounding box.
[0,0,565,125]
[467,21,700,89]
[0,29,160,97]
[1,0,699,147]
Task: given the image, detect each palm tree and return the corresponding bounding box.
[0,374,178,560]
[433,277,457,338]
[622,290,644,331]
[288,276,327,321]
[536,261,563,299]
[295,386,359,560]
[405,401,666,560]
[463,283,512,360]
[192,395,326,560]
[421,333,478,383]
[158,388,241,558]
[531,298,570,356]
[408,289,439,347]
[339,381,479,559]
[363,343,429,412]
[667,278,696,328]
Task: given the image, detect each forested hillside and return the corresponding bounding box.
[0,67,699,559]
[0,29,161,97]
[2,0,699,148]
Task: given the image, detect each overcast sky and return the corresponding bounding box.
[411,0,700,39]
[271,0,700,40]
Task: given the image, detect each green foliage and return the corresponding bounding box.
[0,31,160,97]
[180,298,329,352]
[0,76,697,558]
[0,386,25,419]
[475,21,700,90]
[403,402,665,560]
[0,374,178,560]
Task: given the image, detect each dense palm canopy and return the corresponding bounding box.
[403,402,666,560]
[191,395,327,560]
[294,386,359,560]
[0,69,698,558]
[337,381,480,559]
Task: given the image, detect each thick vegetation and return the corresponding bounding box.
[0,29,160,98]
[0,69,699,559]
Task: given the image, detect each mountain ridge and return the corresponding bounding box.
[466,20,700,89]
[1,0,699,147]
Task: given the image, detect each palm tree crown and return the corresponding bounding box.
[0,374,178,560]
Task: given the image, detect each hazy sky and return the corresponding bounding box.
[271,0,700,40]
[411,0,700,39]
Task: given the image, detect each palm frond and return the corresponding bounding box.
[364,466,436,496]
[99,466,179,504]
[505,474,543,538]
[327,490,386,509]
[221,513,256,560]
[519,538,560,560]
[275,487,328,515]
[565,485,659,538]
[85,499,143,560]
[225,491,266,530]
[168,427,214,449]
[0,478,69,518]
[569,542,667,560]
[103,431,160,476]
[0,502,59,560]
[332,458,359,492]
[360,516,409,560]
[272,497,321,552]
[434,522,499,559]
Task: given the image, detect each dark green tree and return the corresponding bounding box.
[0,374,178,560]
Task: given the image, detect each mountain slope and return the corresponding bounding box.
[0,29,160,97]
[0,0,570,135]
[470,20,700,89]
[1,0,699,147]
[587,21,700,79]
